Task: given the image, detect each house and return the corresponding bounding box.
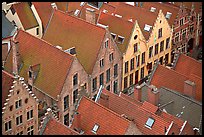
[2,2,42,38]
[98,88,195,135]
[2,70,39,135]
[103,2,172,90]
[3,30,89,127]
[39,108,79,135]
[43,9,122,97]
[70,96,142,135]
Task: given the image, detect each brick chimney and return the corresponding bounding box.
[74,112,81,130]
[98,92,109,108]
[86,8,96,24]
[184,80,196,98]
[147,85,160,106]
[134,85,142,102]
[12,40,22,75]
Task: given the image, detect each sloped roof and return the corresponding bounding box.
[2,11,16,39]
[13,2,39,30]
[2,70,14,108]
[174,2,202,15]
[112,2,158,41]
[72,96,131,135]
[32,2,53,30]
[99,89,192,135]
[174,54,202,78]
[4,30,74,100]
[43,118,79,135]
[43,9,106,74]
[98,12,134,54]
[55,2,68,12]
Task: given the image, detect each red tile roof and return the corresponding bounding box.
[174,2,202,15]
[112,2,158,41]
[43,118,79,135]
[175,54,202,78]
[2,70,14,108]
[141,101,158,114]
[55,2,68,12]
[13,2,39,30]
[5,30,74,100]
[71,96,131,135]
[43,9,106,74]
[32,2,53,30]
[99,89,194,135]
[98,12,134,54]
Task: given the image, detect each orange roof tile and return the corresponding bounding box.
[112,2,158,41]
[2,70,14,108]
[43,118,79,135]
[43,9,106,74]
[72,96,131,135]
[98,12,134,54]
[13,2,39,30]
[32,2,53,30]
[141,101,159,114]
[174,2,202,14]
[5,30,74,100]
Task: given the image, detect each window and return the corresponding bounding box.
[114,64,118,78]
[106,85,110,91]
[64,114,69,126]
[125,61,129,74]
[16,115,23,126]
[99,59,104,68]
[166,37,170,49]
[28,84,32,91]
[180,18,184,26]
[10,6,16,15]
[92,124,99,133]
[182,29,187,40]
[5,121,12,131]
[111,33,116,40]
[140,2,143,7]
[106,68,110,83]
[149,46,153,58]
[105,40,108,48]
[136,55,140,67]
[154,43,159,55]
[159,56,163,65]
[140,67,144,79]
[109,53,114,62]
[134,43,138,53]
[160,41,164,52]
[36,27,39,35]
[73,89,78,104]
[73,73,78,86]
[15,99,22,109]
[158,28,162,38]
[190,25,194,34]
[129,73,133,86]
[27,125,34,135]
[117,36,124,44]
[113,80,118,94]
[165,12,172,19]
[92,77,97,92]
[141,52,145,64]
[134,35,138,40]
[27,110,33,120]
[17,131,23,135]
[64,95,69,110]
[130,58,135,71]
[29,71,32,78]
[124,76,128,89]
[99,73,104,86]
[175,33,179,43]
[145,117,155,129]
[9,105,13,111]
[135,2,139,6]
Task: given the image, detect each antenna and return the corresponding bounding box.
[95,85,103,102]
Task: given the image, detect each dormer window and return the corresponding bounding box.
[111,33,116,40]
[92,124,99,134]
[74,9,80,16]
[145,117,155,129]
[117,36,124,44]
[150,7,156,12]
[80,2,85,7]
[166,12,172,19]
[144,24,152,32]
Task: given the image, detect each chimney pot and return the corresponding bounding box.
[134,86,142,101]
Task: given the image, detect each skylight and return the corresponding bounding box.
[150,7,156,12]
[145,117,155,129]
[117,35,125,44]
[144,24,152,32]
[74,9,80,16]
[92,124,99,133]
[80,2,85,6]
[115,14,122,18]
[166,12,172,19]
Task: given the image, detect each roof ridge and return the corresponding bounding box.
[189,73,202,80]
[2,70,15,78]
[82,96,131,123]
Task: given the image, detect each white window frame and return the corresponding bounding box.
[27,125,34,135]
[16,115,23,126]
[117,35,125,44]
[165,12,172,19]
[5,120,12,132]
[105,39,109,48]
[111,33,116,40]
[145,117,155,129]
[27,109,33,121]
[92,124,99,134]
[150,7,156,12]
[99,58,104,67]
[15,99,22,109]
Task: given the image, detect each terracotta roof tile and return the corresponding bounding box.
[2,70,14,108]
[13,2,39,30]
[43,9,106,74]
[32,2,53,30]
[98,12,134,54]
[141,101,159,114]
[43,118,79,135]
[174,2,202,14]
[72,96,131,135]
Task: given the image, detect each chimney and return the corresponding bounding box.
[12,40,22,75]
[74,112,81,130]
[98,93,109,108]
[184,80,196,98]
[147,85,160,106]
[134,85,142,102]
[86,8,95,24]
